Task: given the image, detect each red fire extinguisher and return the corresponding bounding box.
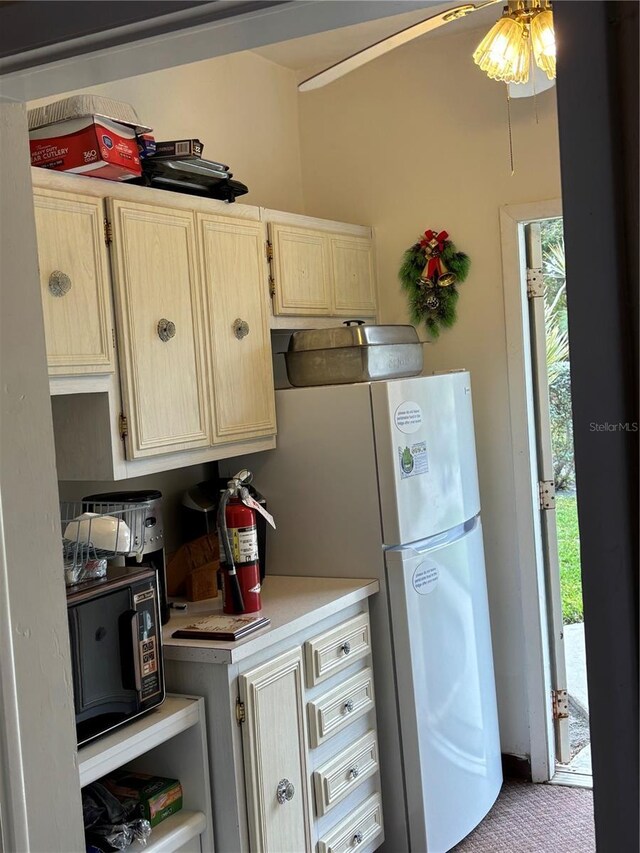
[218,470,261,614]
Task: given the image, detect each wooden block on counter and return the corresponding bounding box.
[167,534,219,597]
[186,564,218,601]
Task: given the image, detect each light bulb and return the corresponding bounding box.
[531,9,556,79]
[473,15,530,84]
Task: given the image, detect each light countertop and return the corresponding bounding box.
[162,574,379,665]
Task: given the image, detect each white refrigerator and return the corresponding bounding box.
[231,371,502,852]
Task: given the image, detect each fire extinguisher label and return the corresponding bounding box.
[231,526,259,563]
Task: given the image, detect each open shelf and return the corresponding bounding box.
[125,810,207,853]
[78,695,201,787]
[77,694,213,852]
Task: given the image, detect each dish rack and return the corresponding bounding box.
[60,500,148,586]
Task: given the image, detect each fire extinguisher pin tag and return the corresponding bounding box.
[240,489,276,529]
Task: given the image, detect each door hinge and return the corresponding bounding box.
[104,218,113,245]
[269,276,276,299]
[265,240,273,262]
[526,267,544,298]
[119,413,129,441]
[552,688,569,720]
[236,698,246,725]
[111,328,116,349]
[539,479,556,510]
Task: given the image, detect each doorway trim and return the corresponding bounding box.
[499,198,563,782]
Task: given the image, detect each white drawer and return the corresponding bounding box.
[305,612,371,688]
[313,730,379,816]
[317,793,384,853]
[308,667,374,748]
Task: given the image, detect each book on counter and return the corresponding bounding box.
[172,613,270,641]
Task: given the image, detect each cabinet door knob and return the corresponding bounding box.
[340,641,351,655]
[276,778,295,804]
[157,319,176,342]
[49,270,72,297]
[348,765,360,779]
[353,831,364,845]
[343,699,355,714]
[233,318,250,339]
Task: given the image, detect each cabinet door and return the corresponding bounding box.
[240,648,312,853]
[269,223,331,316]
[330,235,376,316]
[108,200,210,458]
[198,215,276,442]
[33,189,114,375]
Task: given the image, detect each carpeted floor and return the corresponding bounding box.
[452,779,595,852]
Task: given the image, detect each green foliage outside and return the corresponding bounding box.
[556,495,583,624]
[540,220,583,623]
[541,219,574,489]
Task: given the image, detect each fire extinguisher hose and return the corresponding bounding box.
[217,487,245,613]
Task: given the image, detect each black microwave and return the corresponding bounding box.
[67,566,165,746]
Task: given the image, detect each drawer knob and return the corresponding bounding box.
[157,319,176,342]
[353,832,363,845]
[340,641,352,655]
[349,765,360,779]
[48,270,72,297]
[233,318,250,339]
[276,778,295,804]
[343,699,355,714]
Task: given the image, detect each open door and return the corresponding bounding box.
[525,222,571,765]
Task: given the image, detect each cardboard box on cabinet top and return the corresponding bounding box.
[29,115,141,181]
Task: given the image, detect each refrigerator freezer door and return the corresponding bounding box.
[386,517,502,852]
[371,372,481,546]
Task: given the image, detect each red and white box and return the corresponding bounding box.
[29,115,141,181]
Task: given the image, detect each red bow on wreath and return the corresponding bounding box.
[420,229,449,252]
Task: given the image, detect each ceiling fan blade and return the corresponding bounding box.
[298,0,501,92]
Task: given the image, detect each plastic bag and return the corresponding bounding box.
[82,782,151,849]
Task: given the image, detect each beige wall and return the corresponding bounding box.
[30,51,305,213]
[298,26,562,757]
[1,100,84,850]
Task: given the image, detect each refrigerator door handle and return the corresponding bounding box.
[396,516,479,557]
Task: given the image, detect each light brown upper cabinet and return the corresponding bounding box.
[107,199,211,458]
[268,223,332,316]
[33,189,115,375]
[198,213,276,442]
[330,234,376,316]
[267,221,376,318]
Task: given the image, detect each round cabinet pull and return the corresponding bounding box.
[276,779,295,804]
[49,270,72,297]
[348,765,360,780]
[232,318,250,340]
[340,641,351,655]
[353,832,364,845]
[343,699,355,714]
[157,319,176,342]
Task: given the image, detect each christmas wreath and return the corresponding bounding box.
[399,229,470,338]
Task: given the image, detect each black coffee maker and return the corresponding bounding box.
[83,489,170,624]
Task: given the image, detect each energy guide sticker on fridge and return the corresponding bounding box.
[399,442,429,479]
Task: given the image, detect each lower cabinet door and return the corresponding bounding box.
[239,648,312,853]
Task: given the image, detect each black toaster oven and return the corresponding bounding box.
[67,566,165,745]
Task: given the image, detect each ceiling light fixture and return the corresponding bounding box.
[473,0,556,85]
